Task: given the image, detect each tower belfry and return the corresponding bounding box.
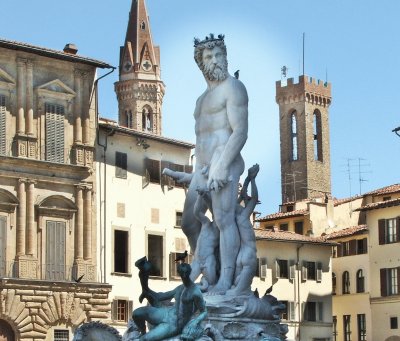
[115,0,165,135]
[276,75,332,203]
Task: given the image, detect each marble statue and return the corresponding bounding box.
[131,263,207,341]
[168,34,249,294]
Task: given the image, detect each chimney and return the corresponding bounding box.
[63,43,78,55]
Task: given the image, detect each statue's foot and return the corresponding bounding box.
[207,282,229,295]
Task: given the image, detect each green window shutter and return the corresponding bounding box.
[0,95,6,156]
[46,103,65,163]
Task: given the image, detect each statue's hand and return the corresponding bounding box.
[207,165,230,192]
[162,168,193,184]
[248,164,260,180]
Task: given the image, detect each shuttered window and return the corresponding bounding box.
[0,95,6,156]
[45,103,65,163]
[379,217,400,245]
[46,221,66,280]
[112,299,133,322]
[0,216,6,276]
[382,267,400,296]
[115,152,127,179]
[148,234,163,277]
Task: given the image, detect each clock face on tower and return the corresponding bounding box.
[141,59,152,71]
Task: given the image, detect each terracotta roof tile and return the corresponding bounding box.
[363,184,400,196]
[324,225,368,240]
[256,209,308,222]
[0,38,113,68]
[255,229,336,245]
[333,195,362,206]
[355,197,400,212]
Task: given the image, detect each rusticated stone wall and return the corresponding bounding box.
[0,278,111,340]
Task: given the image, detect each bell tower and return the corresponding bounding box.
[115,0,165,135]
[276,75,332,203]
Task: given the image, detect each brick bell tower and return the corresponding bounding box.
[276,75,332,203]
[115,0,165,135]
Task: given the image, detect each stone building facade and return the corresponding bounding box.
[276,76,332,203]
[0,39,113,340]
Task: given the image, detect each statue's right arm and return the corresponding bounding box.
[156,288,177,301]
[162,168,193,185]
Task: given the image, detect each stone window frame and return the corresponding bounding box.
[146,231,166,279]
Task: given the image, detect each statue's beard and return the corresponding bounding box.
[202,60,228,82]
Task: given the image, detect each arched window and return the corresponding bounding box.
[342,271,350,294]
[142,107,152,132]
[332,272,337,295]
[291,111,298,161]
[313,110,322,161]
[356,269,365,293]
[126,110,133,129]
[140,21,146,30]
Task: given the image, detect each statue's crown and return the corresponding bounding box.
[194,33,225,47]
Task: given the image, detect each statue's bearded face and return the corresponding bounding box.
[200,46,228,82]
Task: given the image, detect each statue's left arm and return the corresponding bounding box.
[207,80,248,190]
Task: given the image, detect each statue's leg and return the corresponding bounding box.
[140,323,176,341]
[181,174,205,252]
[132,306,165,335]
[209,180,240,294]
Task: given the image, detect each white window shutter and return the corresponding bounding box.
[289,301,296,320]
[260,258,267,279]
[289,261,296,280]
[302,261,308,281]
[275,259,280,278]
[317,262,322,282]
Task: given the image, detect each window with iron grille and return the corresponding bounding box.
[0,95,6,156]
[343,315,351,341]
[45,103,65,163]
[357,314,366,341]
[54,329,69,341]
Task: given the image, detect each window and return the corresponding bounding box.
[381,267,399,296]
[280,223,288,231]
[391,316,398,329]
[357,314,366,341]
[356,269,365,293]
[313,110,323,161]
[0,216,6,276]
[286,205,294,212]
[280,301,295,321]
[175,212,183,228]
[45,103,65,163]
[114,230,129,273]
[54,330,69,341]
[303,301,323,322]
[112,299,133,322]
[342,241,350,256]
[302,261,319,281]
[256,257,268,278]
[333,316,338,341]
[0,95,6,156]
[115,152,127,179]
[126,110,133,128]
[357,238,367,254]
[46,221,66,280]
[148,234,163,277]
[276,259,289,278]
[383,196,392,201]
[291,112,298,161]
[140,21,146,30]
[332,273,337,295]
[342,271,350,294]
[142,107,152,132]
[343,315,351,341]
[169,252,193,279]
[144,158,161,184]
[379,218,400,244]
[295,221,304,234]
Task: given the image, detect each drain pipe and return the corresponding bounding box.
[93,66,115,283]
[296,243,304,341]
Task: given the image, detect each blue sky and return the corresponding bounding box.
[2,0,399,215]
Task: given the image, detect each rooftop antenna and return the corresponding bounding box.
[357,158,371,194]
[302,32,305,75]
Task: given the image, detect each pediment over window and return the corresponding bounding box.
[0,67,16,89]
[0,188,19,212]
[36,79,76,101]
[37,195,77,218]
